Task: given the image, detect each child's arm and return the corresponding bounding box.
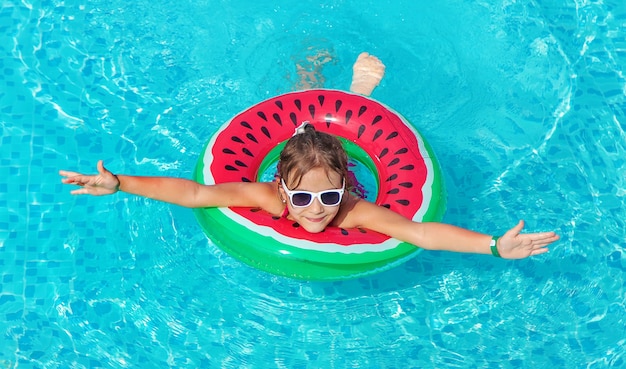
[353,200,559,259]
[59,160,271,208]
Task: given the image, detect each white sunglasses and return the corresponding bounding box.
[280,179,345,208]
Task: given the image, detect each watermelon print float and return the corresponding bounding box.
[193,89,446,280]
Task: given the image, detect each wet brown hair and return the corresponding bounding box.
[278,123,351,190]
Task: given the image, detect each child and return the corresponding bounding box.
[60,53,559,259]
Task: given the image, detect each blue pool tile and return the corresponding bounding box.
[0,294,15,305]
[24,286,35,298]
[5,309,23,321]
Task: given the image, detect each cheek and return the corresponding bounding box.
[287,206,304,217]
[323,206,340,220]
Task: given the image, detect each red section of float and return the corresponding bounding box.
[207,90,428,246]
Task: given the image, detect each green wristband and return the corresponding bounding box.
[490,236,501,257]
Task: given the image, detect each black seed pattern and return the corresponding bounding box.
[386,132,398,140]
[240,121,252,129]
[308,104,315,119]
[325,113,332,128]
[225,165,238,171]
[372,115,382,125]
[373,129,383,141]
[275,101,283,110]
[257,111,267,121]
[318,95,325,106]
[358,228,367,234]
[382,204,391,209]
[292,222,300,228]
[250,208,261,212]
[345,110,352,124]
[358,125,366,138]
[289,112,297,126]
[294,99,302,111]
[272,113,282,126]
[358,106,367,116]
[335,100,342,112]
[222,148,235,154]
[379,148,389,158]
[242,177,251,182]
[231,136,244,144]
[341,228,349,236]
[380,140,417,211]
[235,160,247,167]
[261,126,271,139]
[245,133,258,143]
[242,148,253,157]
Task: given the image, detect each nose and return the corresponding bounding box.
[308,197,324,213]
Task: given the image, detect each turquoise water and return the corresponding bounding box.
[1,0,625,367]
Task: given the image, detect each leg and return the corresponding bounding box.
[295,49,334,90]
[349,52,386,96]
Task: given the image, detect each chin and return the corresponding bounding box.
[301,224,327,234]
[298,219,332,234]
[294,213,337,234]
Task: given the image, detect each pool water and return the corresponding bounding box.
[1,0,625,368]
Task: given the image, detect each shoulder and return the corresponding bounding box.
[335,196,416,235]
[238,181,279,201]
[248,181,284,215]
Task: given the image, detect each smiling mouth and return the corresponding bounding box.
[305,216,325,223]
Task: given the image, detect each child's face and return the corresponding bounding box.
[281,167,344,233]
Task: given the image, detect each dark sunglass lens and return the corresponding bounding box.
[292,193,312,207]
[320,191,340,205]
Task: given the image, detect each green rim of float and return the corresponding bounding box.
[193,89,446,281]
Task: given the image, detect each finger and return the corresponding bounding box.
[529,232,559,242]
[531,236,559,247]
[530,247,549,256]
[59,170,81,178]
[505,220,525,237]
[61,177,79,184]
[68,176,98,188]
[62,175,87,184]
[70,188,90,195]
[97,160,107,175]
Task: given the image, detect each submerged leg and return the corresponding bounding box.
[295,49,334,90]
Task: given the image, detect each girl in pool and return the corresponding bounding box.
[60,53,559,259]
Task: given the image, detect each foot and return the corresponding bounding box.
[349,52,386,96]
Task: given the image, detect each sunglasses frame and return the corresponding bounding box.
[280,178,345,208]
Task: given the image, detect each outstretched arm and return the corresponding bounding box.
[398,219,557,259]
[353,201,559,259]
[60,160,274,209]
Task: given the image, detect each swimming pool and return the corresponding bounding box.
[1,0,625,367]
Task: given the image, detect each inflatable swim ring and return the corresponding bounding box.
[193,89,445,280]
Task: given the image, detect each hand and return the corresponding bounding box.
[497,220,559,259]
[59,160,120,196]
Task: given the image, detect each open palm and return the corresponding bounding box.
[498,220,559,259]
[59,160,120,196]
